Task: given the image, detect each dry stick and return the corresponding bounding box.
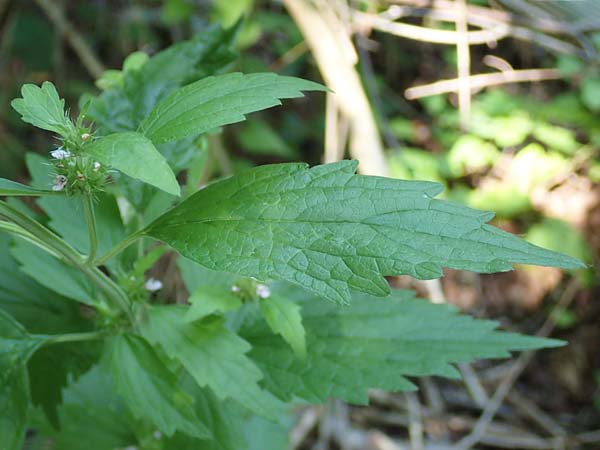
[405,392,425,450]
[459,364,489,408]
[33,0,105,79]
[353,10,508,45]
[455,0,471,130]
[284,0,388,176]
[405,68,561,99]
[290,406,323,450]
[452,279,581,450]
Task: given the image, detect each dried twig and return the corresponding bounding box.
[405,392,425,450]
[353,10,508,45]
[405,68,561,99]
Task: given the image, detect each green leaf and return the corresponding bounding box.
[0,178,57,196]
[259,294,306,357]
[140,306,284,418]
[139,72,327,144]
[185,286,242,322]
[242,284,563,404]
[146,160,584,304]
[0,310,46,450]
[85,132,180,196]
[11,81,74,136]
[104,333,210,439]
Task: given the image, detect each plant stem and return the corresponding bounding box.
[40,330,105,346]
[82,193,98,264]
[95,229,145,266]
[0,199,134,321]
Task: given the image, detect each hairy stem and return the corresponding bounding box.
[82,193,98,264]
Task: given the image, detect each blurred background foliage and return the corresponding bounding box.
[2,0,600,448]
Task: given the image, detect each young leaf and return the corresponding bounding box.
[145,160,584,304]
[242,284,563,404]
[140,306,284,418]
[0,310,46,450]
[85,132,180,196]
[139,72,327,144]
[104,333,210,439]
[11,81,74,136]
[259,295,306,358]
[0,178,57,196]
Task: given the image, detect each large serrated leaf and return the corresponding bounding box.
[11,81,74,136]
[146,160,584,304]
[139,72,326,144]
[241,284,563,404]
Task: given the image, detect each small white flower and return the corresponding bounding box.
[256,284,271,299]
[93,162,101,172]
[50,148,71,159]
[81,133,91,141]
[52,175,68,191]
[231,285,241,293]
[144,278,163,292]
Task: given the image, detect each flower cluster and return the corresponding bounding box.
[49,134,107,194]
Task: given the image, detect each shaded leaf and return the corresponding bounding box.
[0,310,46,450]
[242,284,563,404]
[104,333,210,438]
[140,306,284,418]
